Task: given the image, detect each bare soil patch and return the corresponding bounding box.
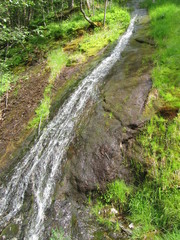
[0,63,50,167]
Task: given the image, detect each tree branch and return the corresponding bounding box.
[80,0,97,27]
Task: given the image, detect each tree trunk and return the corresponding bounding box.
[68,0,74,9]
[80,0,97,27]
[103,0,108,26]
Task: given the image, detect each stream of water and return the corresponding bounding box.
[0,15,137,240]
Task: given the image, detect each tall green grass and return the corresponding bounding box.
[129,0,180,238]
[130,115,180,239]
[90,1,180,239]
[144,0,180,108]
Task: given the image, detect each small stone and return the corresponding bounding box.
[129,223,134,229]
[110,208,118,214]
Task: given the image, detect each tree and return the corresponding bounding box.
[103,0,108,26]
[68,0,74,9]
[80,0,97,27]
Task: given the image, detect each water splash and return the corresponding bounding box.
[0,15,137,240]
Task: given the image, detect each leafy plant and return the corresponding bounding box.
[104,180,132,211]
[50,228,70,240]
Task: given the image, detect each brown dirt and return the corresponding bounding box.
[0,61,94,171]
[0,63,50,168]
[0,64,81,169]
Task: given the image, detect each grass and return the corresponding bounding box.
[104,180,132,211]
[90,1,180,239]
[127,0,180,238]
[129,0,180,237]
[129,115,180,239]
[91,180,132,231]
[143,0,180,109]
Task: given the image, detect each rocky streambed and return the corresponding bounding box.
[0,4,155,240]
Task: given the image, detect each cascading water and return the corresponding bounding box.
[0,15,137,240]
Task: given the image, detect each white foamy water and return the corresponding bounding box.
[0,15,137,239]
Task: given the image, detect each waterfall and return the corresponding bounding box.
[0,15,137,240]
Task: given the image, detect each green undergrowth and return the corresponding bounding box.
[28,47,68,128]
[50,228,70,240]
[129,115,180,239]
[128,0,180,235]
[79,7,130,57]
[91,1,180,239]
[91,115,180,238]
[142,0,180,109]
[27,5,130,129]
[90,180,132,232]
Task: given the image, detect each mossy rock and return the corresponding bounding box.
[63,38,82,52]
[0,223,19,239]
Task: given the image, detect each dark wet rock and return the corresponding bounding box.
[46,10,154,240]
[0,223,19,240]
[135,37,155,46]
[65,15,154,195]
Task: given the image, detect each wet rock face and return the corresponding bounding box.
[47,12,154,240]
[0,9,154,240]
[66,20,153,194]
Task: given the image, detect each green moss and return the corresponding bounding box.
[47,47,68,81]
[0,223,19,239]
[28,47,68,129]
[79,6,130,57]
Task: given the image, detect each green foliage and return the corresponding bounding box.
[79,6,130,57]
[47,14,88,40]
[146,0,180,108]
[0,71,12,97]
[50,228,70,240]
[129,114,180,239]
[28,86,51,129]
[91,180,132,231]
[104,180,132,209]
[0,62,16,96]
[128,1,180,237]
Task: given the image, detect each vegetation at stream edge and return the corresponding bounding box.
[90,0,180,239]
